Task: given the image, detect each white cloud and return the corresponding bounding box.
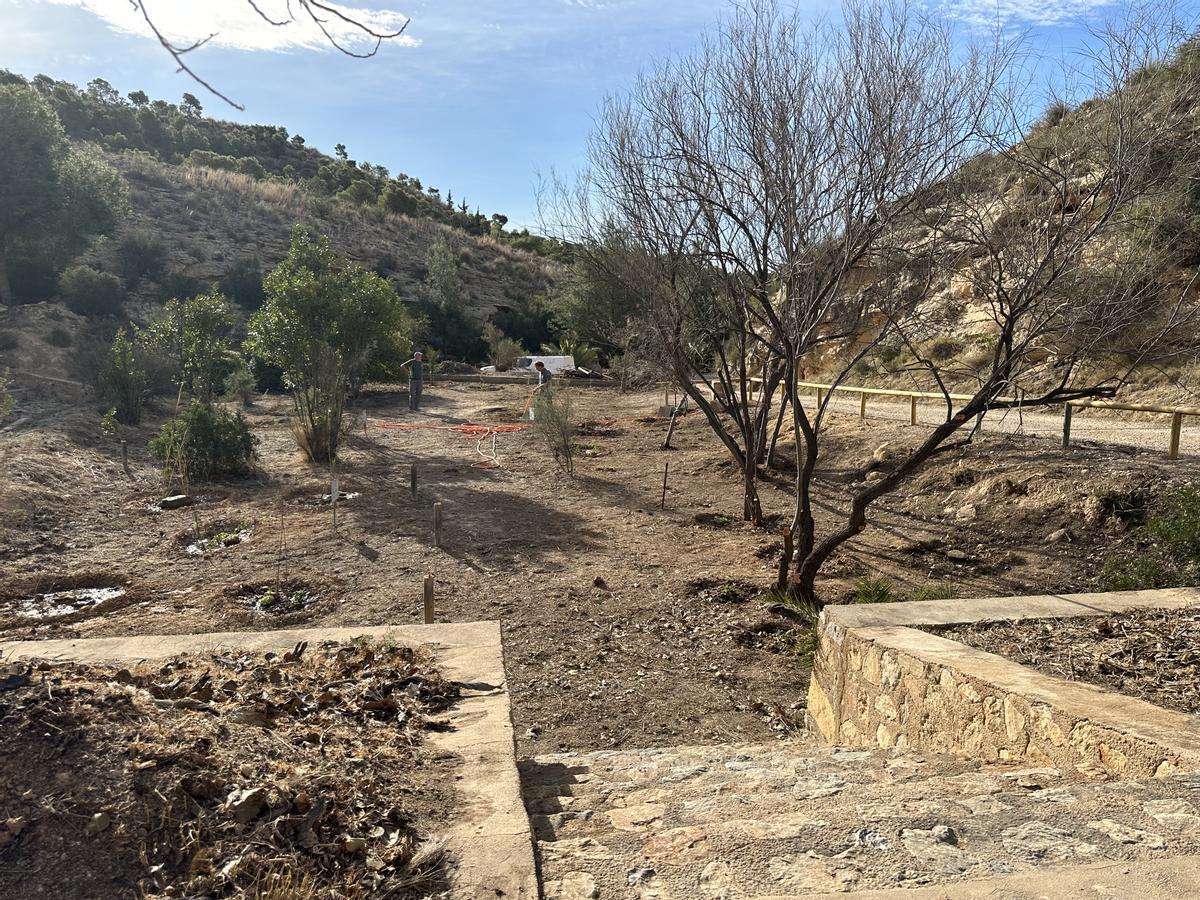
[40,0,418,52]
[943,0,1115,28]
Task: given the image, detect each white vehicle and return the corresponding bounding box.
[513,355,576,373]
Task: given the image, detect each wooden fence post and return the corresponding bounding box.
[1170,412,1183,460]
[120,440,132,479]
[1062,404,1073,449]
[859,392,867,419]
[423,575,434,624]
[660,462,669,510]
[909,395,918,426]
[816,387,824,407]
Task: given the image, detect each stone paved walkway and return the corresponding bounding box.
[520,739,1200,898]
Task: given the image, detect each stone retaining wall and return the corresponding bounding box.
[807,589,1200,780]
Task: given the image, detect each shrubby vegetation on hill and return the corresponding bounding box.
[0,70,567,261]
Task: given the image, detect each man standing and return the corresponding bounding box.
[401,351,424,411]
[533,360,552,393]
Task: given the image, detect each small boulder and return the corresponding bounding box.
[1045,528,1072,544]
[159,495,195,510]
[85,812,111,836]
[224,787,268,825]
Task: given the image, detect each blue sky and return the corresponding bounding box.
[1,0,1132,228]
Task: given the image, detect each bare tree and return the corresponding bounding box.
[553,0,1006,525]
[556,0,1200,606]
[130,0,410,109]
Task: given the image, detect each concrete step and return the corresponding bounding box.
[521,740,1200,899]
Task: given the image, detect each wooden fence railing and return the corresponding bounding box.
[745,378,1196,459]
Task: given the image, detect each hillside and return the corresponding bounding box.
[102,152,557,323]
[0,70,565,260]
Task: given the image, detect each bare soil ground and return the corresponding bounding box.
[2,379,1199,756]
[0,639,459,900]
[938,607,1200,715]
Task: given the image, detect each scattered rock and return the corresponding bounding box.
[1002,821,1097,861]
[608,804,664,831]
[548,872,600,899]
[698,860,734,899]
[85,811,111,836]
[865,470,885,484]
[0,816,29,850]
[853,828,889,850]
[1045,527,1072,544]
[768,854,861,893]
[224,787,268,825]
[592,576,610,591]
[946,550,970,563]
[627,867,656,886]
[1144,799,1200,831]
[661,764,708,784]
[872,443,896,464]
[159,495,195,510]
[641,825,708,862]
[1087,818,1166,849]
[957,795,1011,816]
[340,836,367,853]
[791,773,846,799]
[900,825,973,875]
[955,504,978,522]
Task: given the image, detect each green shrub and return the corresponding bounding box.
[115,228,168,285]
[150,402,257,482]
[220,254,265,309]
[58,265,124,316]
[542,337,599,370]
[7,253,59,304]
[158,270,200,303]
[853,575,895,604]
[909,583,956,602]
[223,360,257,406]
[531,387,575,474]
[483,323,525,370]
[45,327,71,347]
[1101,485,1200,589]
[99,327,147,425]
[924,336,961,362]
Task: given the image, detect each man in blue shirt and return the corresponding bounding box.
[401,351,424,411]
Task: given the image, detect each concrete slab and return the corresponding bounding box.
[0,621,537,900]
[825,586,1200,629]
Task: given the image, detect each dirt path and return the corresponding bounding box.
[2,383,1199,757]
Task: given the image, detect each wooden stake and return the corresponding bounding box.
[423,575,435,624]
[433,501,444,548]
[816,387,824,407]
[1062,403,1073,449]
[330,457,339,530]
[120,440,132,479]
[859,393,867,419]
[1170,412,1183,460]
[909,395,918,426]
[660,462,670,509]
[410,463,418,499]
